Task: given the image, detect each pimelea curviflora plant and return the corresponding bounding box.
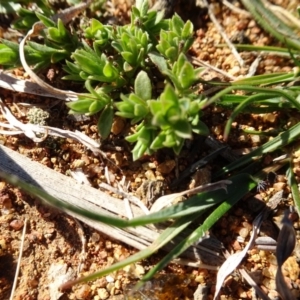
[64,0,209,160]
[0,0,209,160]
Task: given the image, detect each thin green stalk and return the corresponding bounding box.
[287,162,300,216]
[214,121,300,178]
[60,214,195,289]
[223,92,280,140]
[0,170,229,226]
[241,0,300,50]
[200,85,299,110]
[233,72,297,86]
[136,173,257,288]
[242,128,280,136]
[230,44,297,55]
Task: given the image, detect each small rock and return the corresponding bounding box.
[0,239,7,255]
[157,160,175,174]
[110,153,124,167]
[75,284,91,299]
[114,279,121,290]
[133,264,145,277]
[193,284,208,300]
[106,275,114,283]
[71,159,86,169]
[111,116,126,135]
[231,240,242,251]
[91,232,100,243]
[262,278,276,290]
[273,182,286,192]
[237,286,247,298]
[282,256,299,281]
[97,288,109,300]
[267,289,280,300]
[239,227,249,239]
[145,169,156,180]
[10,219,24,230]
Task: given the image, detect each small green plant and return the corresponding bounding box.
[63,0,209,160]
[0,14,79,70]
[1,0,209,160]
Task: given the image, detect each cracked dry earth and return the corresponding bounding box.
[1,0,300,299]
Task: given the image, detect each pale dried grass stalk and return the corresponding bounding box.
[9,218,27,300]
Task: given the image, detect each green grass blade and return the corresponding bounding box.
[201,85,299,110]
[60,214,196,289]
[136,173,257,288]
[214,122,300,178]
[227,44,296,56]
[223,92,280,140]
[287,162,300,216]
[241,0,300,50]
[0,170,229,227]
[233,72,296,86]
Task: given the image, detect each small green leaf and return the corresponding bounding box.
[64,60,81,74]
[126,131,140,143]
[171,14,185,36]
[111,41,123,53]
[132,140,148,161]
[134,71,152,100]
[160,85,177,105]
[121,51,135,65]
[73,52,102,76]
[173,120,191,139]
[0,44,19,65]
[192,120,210,135]
[123,61,133,72]
[98,105,114,139]
[139,0,149,16]
[172,138,184,155]
[103,61,115,79]
[148,52,168,73]
[181,20,193,39]
[165,47,177,61]
[163,132,177,147]
[89,100,106,114]
[27,41,59,54]
[36,12,55,27]
[133,104,148,122]
[148,100,162,115]
[150,132,166,150]
[66,99,94,113]
[61,74,83,81]
[179,61,196,89]
[51,52,67,63]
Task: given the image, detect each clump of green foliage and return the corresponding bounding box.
[0,0,209,160]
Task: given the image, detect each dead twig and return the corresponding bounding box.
[9,218,27,300]
[202,0,245,67]
[19,2,92,101]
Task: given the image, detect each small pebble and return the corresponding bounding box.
[239,227,249,239]
[10,219,24,230]
[156,160,175,174]
[97,288,109,300]
[273,182,286,192]
[267,289,280,300]
[133,264,145,277]
[111,116,126,135]
[91,232,100,243]
[75,284,91,299]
